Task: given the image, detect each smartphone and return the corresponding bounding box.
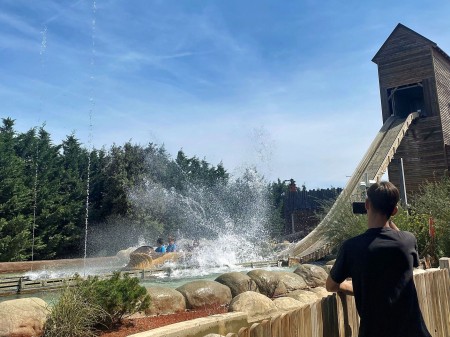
[352,202,367,214]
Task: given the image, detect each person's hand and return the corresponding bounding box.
[388,220,400,231]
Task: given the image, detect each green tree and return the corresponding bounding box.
[32,127,66,259]
[0,118,33,261]
[407,176,450,258]
[268,179,286,238]
[175,150,229,188]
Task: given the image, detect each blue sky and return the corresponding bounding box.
[1,1,450,188]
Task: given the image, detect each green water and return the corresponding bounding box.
[1,289,60,304]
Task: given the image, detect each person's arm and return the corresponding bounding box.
[326,276,354,295]
[388,220,400,231]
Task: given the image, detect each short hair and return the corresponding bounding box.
[157,238,163,245]
[366,181,399,218]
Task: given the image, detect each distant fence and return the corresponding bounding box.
[0,260,280,296]
[0,268,166,296]
[287,243,333,265]
[217,269,450,337]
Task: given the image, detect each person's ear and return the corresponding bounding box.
[391,205,398,217]
[365,198,370,211]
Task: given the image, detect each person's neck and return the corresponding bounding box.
[367,212,390,229]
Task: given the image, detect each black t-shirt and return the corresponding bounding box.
[330,227,431,337]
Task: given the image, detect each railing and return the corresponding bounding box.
[0,268,167,296]
[0,260,282,296]
[287,244,333,265]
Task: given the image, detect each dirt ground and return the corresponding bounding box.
[99,306,228,337]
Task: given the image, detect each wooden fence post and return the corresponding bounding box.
[17,277,23,294]
[439,257,450,272]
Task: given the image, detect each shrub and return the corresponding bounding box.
[412,175,450,258]
[80,272,151,327]
[390,208,429,256]
[44,285,108,337]
[44,272,151,336]
[320,199,367,249]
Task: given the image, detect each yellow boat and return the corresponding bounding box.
[124,246,182,270]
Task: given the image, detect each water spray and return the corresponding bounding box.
[83,0,96,276]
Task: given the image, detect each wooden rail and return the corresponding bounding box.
[0,268,167,296]
[0,260,282,296]
[237,260,280,268]
[298,244,332,264]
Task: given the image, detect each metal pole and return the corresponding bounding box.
[291,213,295,234]
[399,158,408,207]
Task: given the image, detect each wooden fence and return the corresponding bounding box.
[0,268,166,295]
[302,243,332,263]
[220,269,450,337]
[0,260,280,296]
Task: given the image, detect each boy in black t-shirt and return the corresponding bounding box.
[326,181,431,337]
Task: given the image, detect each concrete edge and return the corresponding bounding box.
[127,312,248,337]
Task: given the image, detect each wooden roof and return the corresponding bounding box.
[372,23,450,64]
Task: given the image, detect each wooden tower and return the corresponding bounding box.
[372,23,450,196]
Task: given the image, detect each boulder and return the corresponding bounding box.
[293,264,328,287]
[284,289,320,306]
[146,286,186,316]
[323,265,332,274]
[176,280,232,309]
[247,269,287,297]
[229,291,277,318]
[308,286,332,299]
[272,297,307,311]
[215,272,258,297]
[0,298,48,337]
[273,271,308,292]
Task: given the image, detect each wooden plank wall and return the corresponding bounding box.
[374,27,438,122]
[388,116,447,195]
[374,26,450,195]
[225,269,449,337]
[433,50,450,150]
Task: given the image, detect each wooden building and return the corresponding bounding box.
[372,23,450,196]
[282,181,341,238]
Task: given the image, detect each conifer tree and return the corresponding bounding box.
[0,118,33,261]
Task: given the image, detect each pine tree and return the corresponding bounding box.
[0,118,33,261]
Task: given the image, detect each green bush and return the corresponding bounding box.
[408,175,450,259]
[44,285,107,337]
[80,272,151,327]
[44,272,151,336]
[390,208,430,256]
[320,199,367,249]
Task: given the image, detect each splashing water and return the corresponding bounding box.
[127,167,275,271]
[31,26,48,267]
[22,166,277,281]
[83,0,96,276]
